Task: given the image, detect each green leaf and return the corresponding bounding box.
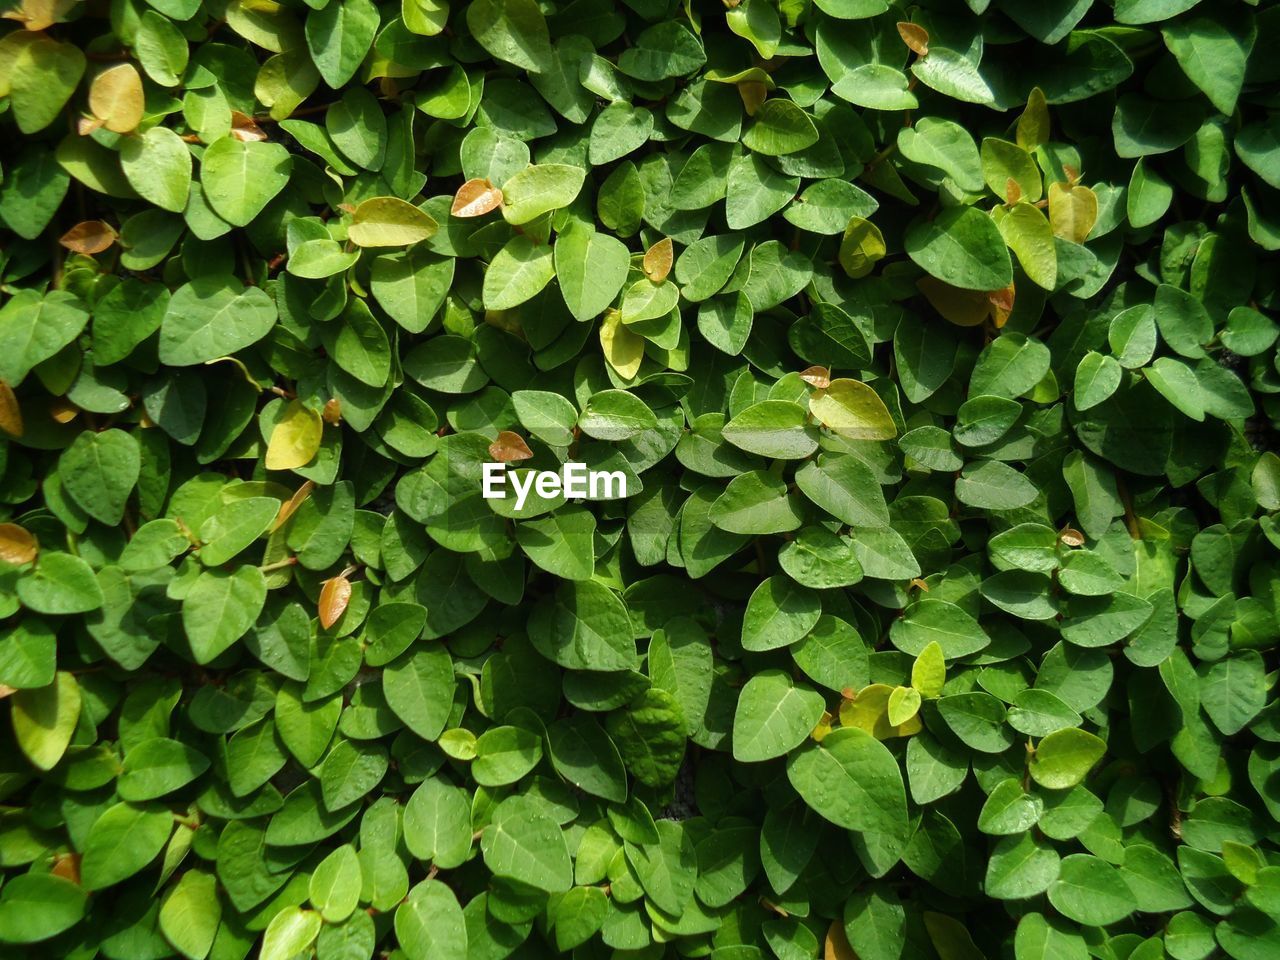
[723,400,819,459]
[787,730,908,878]
[159,277,277,366]
[59,428,140,526]
[732,669,825,762]
[405,778,474,868]
[120,126,191,213]
[741,576,821,652]
[306,0,380,88]
[198,137,292,227]
[182,566,268,664]
[501,164,586,224]
[473,725,542,786]
[17,553,103,615]
[905,207,1013,291]
[159,870,221,960]
[547,715,627,802]
[579,390,657,441]
[742,100,819,156]
[383,647,455,740]
[480,796,572,892]
[1162,12,1254,115]
[554,221,630,322]
[483,234,556,310]
[79,798,171,890]
[1047,854,1137,925]
[119,736,210,800]
[607,687,686,787]
[466,0,552,74]
[0,874,87,943]
[261,906,323,960]
[0,290,90,386]
[996,203,1057,290]
[1029,728,1107,790]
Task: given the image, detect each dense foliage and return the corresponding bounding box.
[1,0,1280,957]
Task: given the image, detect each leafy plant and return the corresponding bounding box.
[0,0,1278,957]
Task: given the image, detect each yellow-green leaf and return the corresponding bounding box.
[887,686,922,726]
[265,400,323,471]
[995,202,1057,291]
[809,379,896,440]
[1048,181,1098,244]
[600,309,643,379]
[13,672,81,771]
[911,641,946,698]
[837,217,885,279]
[1016,86,1049,152]
[349,196,439,247]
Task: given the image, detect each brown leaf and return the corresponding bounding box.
[77,115,104,136]
[0,381,23,438]
[318,575,352,630]
[59,220,117,256]
[910,577,930,591]
[643,237,673,283]
[1005,177,1022,206]
[50,853,81,885]
[488,430,534,463]
[987,284,1016,328]
[273,480,316,532]
[49,398,78,424]
[451,178,503,218]
[0,523,38,566]
[897,21,930,57]
[799,365,831,389]
[1058,527,1086,547]
[230,110,268,142]
[322,397,342,425]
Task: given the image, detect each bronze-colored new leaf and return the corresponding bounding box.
[0,523,38,566]
[897,22,929,56]
[318,575,352,630]
[489,430,534,462]
[272,480,316,532]
[59,220,116,255]
[230,111,268,142]
[987,283,1016,327]
[799,365,831,389]
[451,178,504,218]
[1059,527,1086,547]
[643,237,673,283]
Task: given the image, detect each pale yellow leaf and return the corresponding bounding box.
[265,400,322,471]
